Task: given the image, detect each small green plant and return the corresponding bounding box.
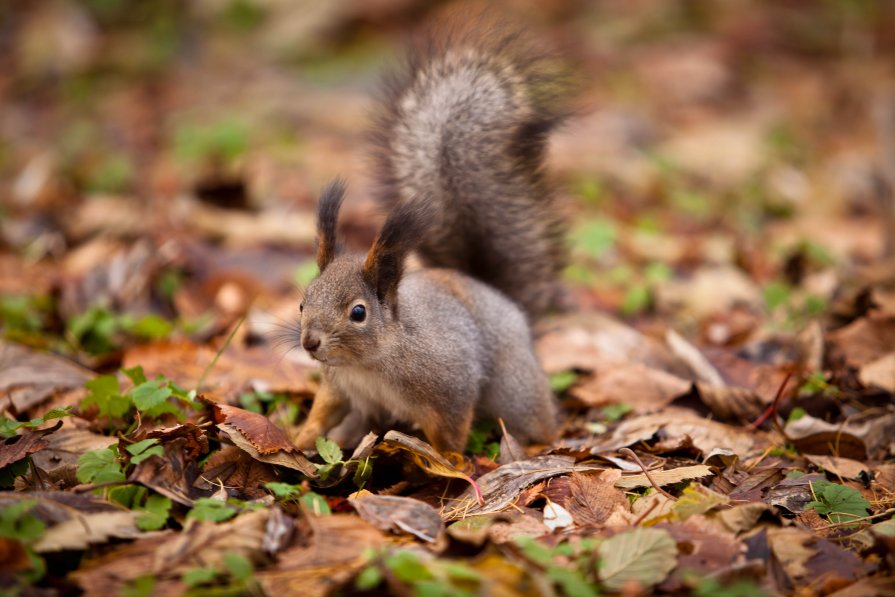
[515,536,599,597]
[798,371,839,397]
[464,421,500,460]
[80,366,196,431]
[187,498,239,523]
[550,371,578,394]
[311,436,374,488]
[0,406,72,439]
[601,403,632,422]
[181,551,255,591]
[807,480,871,526]
[264,481,332,514]
[0,294,54,338]
[0,499,47,584]
[68,306,174,354]
[356,548,482,596]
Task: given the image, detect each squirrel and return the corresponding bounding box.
[294,19,570,453]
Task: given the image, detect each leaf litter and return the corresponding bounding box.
[2,2,895,595]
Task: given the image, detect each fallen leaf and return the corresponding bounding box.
[566,471,629,526]
[542,498,574,531]
[571,362,691,413]
[598,527,678,591]
[614,465,713,489]
[350,491,443,543]
[0,421,61,469]
[0,340,92,413]
[805,455,870,481]
[443,455,600,520]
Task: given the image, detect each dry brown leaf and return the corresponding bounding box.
[487,512,550,544]
[567,471,629,526]
[571,362,691,413]
[73,532,184,595]
[858,351,895,392]
[657,518,745,591]
[204,398,317,477]
[255,514,387,597]
[350,491,443,543]
[442,455,600,521]
[534,312,688,376]
[828,315,895,368]
[129,434,205,506]
[0,340,92,413]
[0,421,60,469]
[196,445,279,498]
[716,502,773,534]
[805,454,870,481]
[784,415,869,460]
[614,464,713,489]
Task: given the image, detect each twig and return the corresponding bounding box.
[619,448,676,501]
[822,507,895,530]
[632,498,660,526]
[746,370,793,432]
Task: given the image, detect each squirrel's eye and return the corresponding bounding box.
[299,303,304,313]
[350,304,366,322]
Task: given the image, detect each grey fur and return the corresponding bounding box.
[369,21,570,321]
[294,21,567,452]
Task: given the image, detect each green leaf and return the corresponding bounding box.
[808,480,870,524]
[122,366,147,385]
[126,314,173,340]
[672,484,729,521]
[602,403,632,422]
[126,438,164,464]
[385,551,432,583]
[183,566,217,588]
[352,458,374,488]
[131,380,173,412]
[82,375,132,419]
[547,566,598,597]
[77,447,126,484]
[187,498,237,523]
[223,552,253,582]
[598,527,678,590]
[300,492,331,516]
[122,575,156,597]
[315,436,342,464]
[0,499,46,543]
[549,371,578,393]
[515,536,556,567]
[572,219,617,259]
[265,482,300,499]
[316,462,336,480]
[136,495,172,531]
[355,565,383,590]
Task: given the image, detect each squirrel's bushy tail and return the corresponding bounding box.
[370,16,571,321]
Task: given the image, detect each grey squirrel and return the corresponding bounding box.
[294,20,569,453]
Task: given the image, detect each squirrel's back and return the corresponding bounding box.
[370,18,571,320]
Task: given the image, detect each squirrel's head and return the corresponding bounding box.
[298,179,428,366]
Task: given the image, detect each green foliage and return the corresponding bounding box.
[356,549,481,596]
[174,119,248,166]
[300,492,331,516]
[571,218,617,259]
[0,406,72,439]
[763,281,827,331]
[550,371,578,394]
[692,576,766,597]
[515,536,599,597]
[0,499,47,584]
[122,575,156,597]
[464,421,500,460]
[0,294,54,337]
[601,403,632,422]
[136,494,172,531]
[183,566,218,588]
[265,482,301,499]
[223,552,254,582]
[0,499,46,543]
[77,446,126,484]
[807,480,871,525]
[126,438,164,465]
[293,260,319,288]
[187,498,238,523]
[68,306,175,355]
[81,368,196,431]
[786,406,808,423]
[799,371,839,397]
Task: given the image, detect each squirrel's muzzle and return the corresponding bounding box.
[302,332,322,353]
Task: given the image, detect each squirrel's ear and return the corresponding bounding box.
[316,179,347,272]
[363,198,431,306]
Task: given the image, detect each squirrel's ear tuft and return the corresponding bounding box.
[316,179,347,272]
[364,197,432,307]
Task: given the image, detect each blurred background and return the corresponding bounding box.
[2,0,895,360]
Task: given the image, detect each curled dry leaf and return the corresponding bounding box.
[0,420,61,469]
[129,434,205,506]
[350,490,444,543]
[805,454,870,481]
[377,430,482,504]
[203,397,316,477]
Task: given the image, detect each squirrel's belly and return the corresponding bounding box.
[329,366,413,422]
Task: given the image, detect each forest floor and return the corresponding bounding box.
[2,1,895,595]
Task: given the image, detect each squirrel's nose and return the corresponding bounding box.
[302,333,321,353]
